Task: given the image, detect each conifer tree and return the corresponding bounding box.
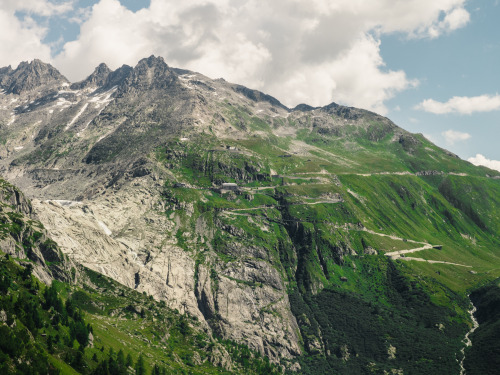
[135,353,146,375]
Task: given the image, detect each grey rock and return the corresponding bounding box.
[3,59,68,95]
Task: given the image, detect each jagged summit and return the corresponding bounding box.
[121,55,176,91]
[137,54,168,67]
[293,103,318,112]
[70,62,112,90]
[105,64,133,88]
[231,84,288,110]
[0,65,14,88]
[71,62,135,92]
[0,59,68,95]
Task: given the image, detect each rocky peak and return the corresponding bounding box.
[232,84,288,110]
[0,65,13,75]
[70,62,112,90]
[137,55,168,69]
[293,103,317,112]
[94,62,112,75]
[105,64,133,88]
[5,59,68,95]
[120,55,177,92]
[0,65,13,89]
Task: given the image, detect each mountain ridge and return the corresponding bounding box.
[0,55,499,373]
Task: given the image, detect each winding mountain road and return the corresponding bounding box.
[337,224,472,268]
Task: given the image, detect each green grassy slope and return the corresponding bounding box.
[152,113,500,373]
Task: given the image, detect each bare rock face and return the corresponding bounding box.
[30,175,201,313]
[28,171,302,362]
[0,56,324,363]
[210,259,302,360]
[1,59,68,95]
[88,332,94,348]
[70,63,112,90]
[0,178,72,283]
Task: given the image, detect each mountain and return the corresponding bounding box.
[0,56,499,373]
[0,59,68,95]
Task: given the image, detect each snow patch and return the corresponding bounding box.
[95,134,107,143]
[65,103,88,130]
[181,83,194,90]
[53,200,82,207]
[56,97,72,111]
[76,120,93,137]
[98,220,113,236]
[89,86,116,108]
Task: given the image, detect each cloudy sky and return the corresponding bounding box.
[1,0,499,170]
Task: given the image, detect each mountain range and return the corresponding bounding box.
[0,56,499,374]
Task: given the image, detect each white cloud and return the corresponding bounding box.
[468,154,500,172]
[416,94,500,114]
[2,0,73,17]
[442,129,471,145]
[0,10,52,67]
[442,7,470,30]
[427,7,470,38]
[0,1,73,68]
[3,0,471,113]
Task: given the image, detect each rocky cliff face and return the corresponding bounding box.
[0,56,499,372]
[0,178,72,284]
[0,59,68,95]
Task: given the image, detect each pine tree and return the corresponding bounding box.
[135,354,146,375]
[125,353,133,367]
[117,349,125,367]
[151,364,161,375]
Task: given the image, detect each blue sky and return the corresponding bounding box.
[1,0,499,170]
[381,0,500,167]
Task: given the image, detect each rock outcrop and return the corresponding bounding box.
[0,178,72,283]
